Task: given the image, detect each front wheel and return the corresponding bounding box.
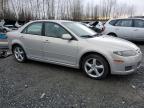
[13,46,27,62]
[82,54,110,80]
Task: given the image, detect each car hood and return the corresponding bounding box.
[86,35,139,51]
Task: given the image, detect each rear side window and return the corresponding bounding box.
[115,19,132,27]
[22,22,43,35]
[109,20,117,26]
[115,20,121,26]
[134,19,144,28]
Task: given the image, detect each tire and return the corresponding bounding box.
[108,33,117,37]
[81,54,109,80]
[13,45,27,63]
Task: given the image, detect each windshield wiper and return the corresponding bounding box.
[80,35,94,38]
[81,33,102,38]
[92,33,102,37]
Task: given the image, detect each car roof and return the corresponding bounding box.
[17,20,75,32]
[29,20,73,24]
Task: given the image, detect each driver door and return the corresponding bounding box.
[43,22,78,65]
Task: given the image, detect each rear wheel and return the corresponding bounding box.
[82,54,109,80]
[13,46,26,62]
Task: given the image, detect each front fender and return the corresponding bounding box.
[77,48,113,69]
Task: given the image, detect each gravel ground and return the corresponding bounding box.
[0,42,144,108]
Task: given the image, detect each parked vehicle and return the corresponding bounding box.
[0,25,18,33]
[0,26,7,33]
[103,18,144,41]
[89,21,105,33]
[83,21,105,33]
[4,25,18,31]
[0,33,7,39]
[7,20,142,80]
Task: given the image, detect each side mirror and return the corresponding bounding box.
[62,34,72,40]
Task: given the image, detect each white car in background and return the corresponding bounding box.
[103,18,144,41]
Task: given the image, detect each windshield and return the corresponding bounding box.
[62,22,97,38]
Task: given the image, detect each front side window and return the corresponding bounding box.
[45,22,69,38]
[115,19,132,27]
[134,19,144,28]
[23,22,43,35]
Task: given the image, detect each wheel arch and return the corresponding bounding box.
[12,43,25,53]
[79,51,111,72]
[107,32,117,36]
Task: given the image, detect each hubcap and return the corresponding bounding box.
[84,58,104,78]
[14,47,24,62]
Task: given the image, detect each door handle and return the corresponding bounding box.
[44,40,51,43]
[21,36,24,39]
[134,29,138,31]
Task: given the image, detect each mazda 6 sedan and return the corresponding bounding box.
[7,20,142,80]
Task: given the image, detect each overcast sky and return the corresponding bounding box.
[84,0,144,16]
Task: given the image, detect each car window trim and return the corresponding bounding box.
[133,19,144,28]
[43,22,78,41]
[21,21,44,36]
[115,19,133,27]
[109,20,118,26]
[114,19,121,26]
[132,19,134,27]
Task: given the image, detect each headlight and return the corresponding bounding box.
[113,50,137,57]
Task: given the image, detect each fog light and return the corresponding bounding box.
[125,66,132,71]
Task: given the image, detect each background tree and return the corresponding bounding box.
[0,0,137,21]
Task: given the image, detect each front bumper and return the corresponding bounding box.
[110,52,142,75]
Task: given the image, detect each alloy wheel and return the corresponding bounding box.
[14,46,25,62]
[84,58,104,78]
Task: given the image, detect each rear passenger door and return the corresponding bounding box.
[133,19,144,41]
[21,22,44,59]
[114,19,134,40]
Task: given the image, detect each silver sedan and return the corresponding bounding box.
[7,20,142,80]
